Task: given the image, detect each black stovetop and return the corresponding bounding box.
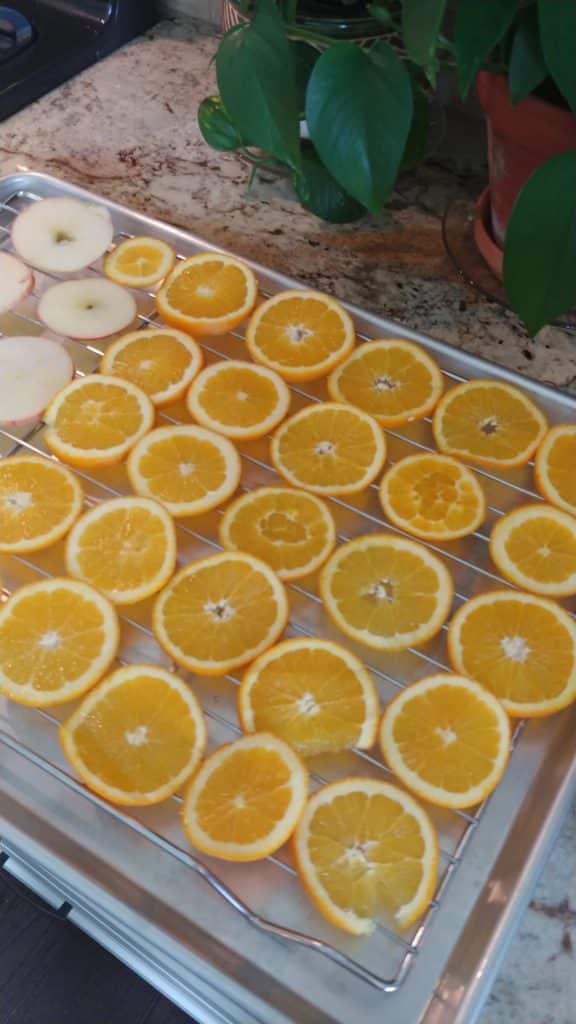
[0,1,157,121]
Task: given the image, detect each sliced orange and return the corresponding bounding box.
[66,496,177,605]
[104,236,177,288]
[0,455,83,553]
[320,534,453,651]
[186,359,290,440]
[127,424,241,517]
[239,638,379,756]
[44,375,154,468]
[379,453,486,541]
[293,778,438,934]
[432,379,547,468]
[379,673,511,809]
[219,486,336,580]
[534,424,576,516]
[245,289,355,382]
[157,252,257,336]
[328,338,443,426]
[448,590,576,717]
[181,732,308,861]
[100,327,203,407]
[153,551,288,676]
[0,578,119,706]
[271,402,386,496]
[60,664,207,806]
[489,503,576,597]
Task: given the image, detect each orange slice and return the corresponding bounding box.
[448,590,576,717]
[127,424,241,517]
[293,778,438,934]
[104,236,177,288]
[534,424,576,516]
[44,375,154,468]
[219,486,336,580]
[100,327,203,407]
[432,379,547,468]
[0,455,83,553]
[271,402,386,496]
[238,638,379,756]
[182,732,308,861]
[66,496,177,605]
[0,578,119,706]
[379,673,511,809]
[60,664,207,806]
[379,453,486,541]
[489,503,576,597]
[328,338,443,426]
[186,359,290,440]
[320,534,453,651]
[153,551,288,676]
[245,289,355,382]
[157,252,257,336]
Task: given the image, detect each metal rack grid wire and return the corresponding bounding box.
[0,185,560,995]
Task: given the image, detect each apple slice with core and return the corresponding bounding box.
[11,198,114,274]
[0,336,74,425]
[38,278,137,339]
[0,253,34,313]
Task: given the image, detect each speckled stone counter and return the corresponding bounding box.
[0,16,575,1024]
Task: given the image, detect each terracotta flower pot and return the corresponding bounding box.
[476,71,576,265]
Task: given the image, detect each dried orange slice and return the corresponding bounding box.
[44,375,154,468]
[0,455,83,553]
[104,236,176,288]
[489,503,576,597]
[153,551,288,676]
[320,534,453,651]
[534,424,576,516]
[379,453,486,541]
[182,733,308,861]
[157,252,257,336]
[0,578,119,706]
[432,379,547,468]
[60,664,207,806]
[448,590,576,717]
[328,338,443,426]
[245,289,355,382]
[379,673,511,809]
[66,496,177,605]
[271,402,386,495]
[239,638,379,756]
[127,425,241,517]
[100,327,203,407]
[293,778,438,934]
[186,359,290,440]
[219,486,336,580]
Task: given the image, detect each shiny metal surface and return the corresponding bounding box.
[0,171,575,1024]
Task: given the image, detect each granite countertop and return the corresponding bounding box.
[0,15,575,1024]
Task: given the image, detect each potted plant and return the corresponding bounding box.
[199,0,576,336]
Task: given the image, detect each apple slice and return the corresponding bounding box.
[11,197,114,274]
[0,336,74,426]
[0,252,34,313]
[38,278,137,339]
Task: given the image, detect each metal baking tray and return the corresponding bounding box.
[0,171,575,1024]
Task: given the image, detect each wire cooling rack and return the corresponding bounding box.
[0,183,565,997]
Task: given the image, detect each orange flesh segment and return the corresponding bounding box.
[50,381,146,450]
[194,746,295,844]
[391,684,504,793]
[306,789,430,920]
[68,675,202,793]
[165,260,250,318]
[455,599,574,705]
[254,297,349,369]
